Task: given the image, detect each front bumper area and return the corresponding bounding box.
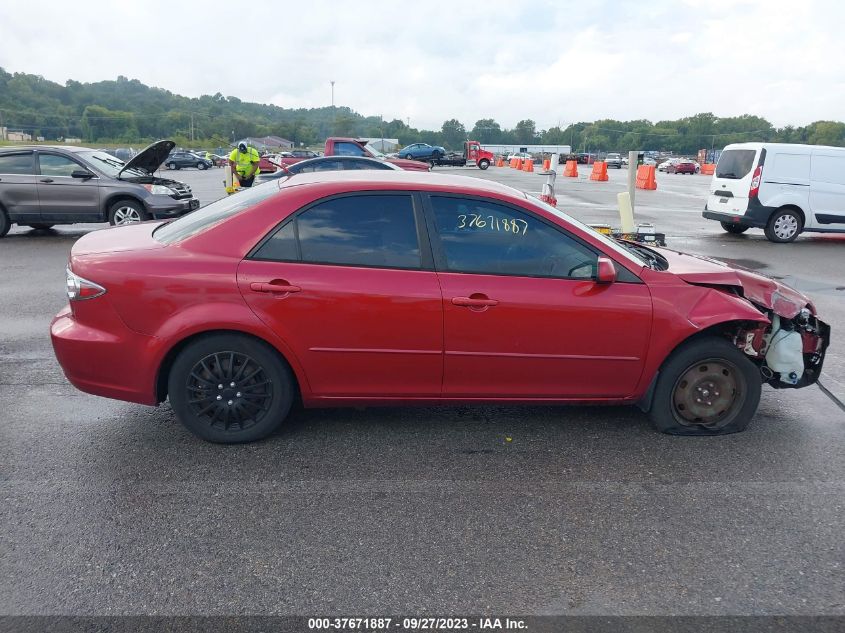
[50,304,161,405]
[147,196,200,220]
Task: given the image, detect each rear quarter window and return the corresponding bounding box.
[716,149,757,179]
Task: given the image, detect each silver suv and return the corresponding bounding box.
[0,140,199,237]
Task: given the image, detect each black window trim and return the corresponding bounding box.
[35,150,94,178]
[246,190,435,272]
[0,150,37,176]
[420,192,642,283]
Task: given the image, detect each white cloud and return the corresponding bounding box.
[0,0,842,129]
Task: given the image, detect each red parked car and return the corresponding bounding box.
[51,172,830,443]
[667,160,697,174]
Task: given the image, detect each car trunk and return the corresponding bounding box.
[707,147,761,215]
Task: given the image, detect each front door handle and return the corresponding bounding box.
[250,281,301,294]
[39,178,54,183]
[452,296,498,308]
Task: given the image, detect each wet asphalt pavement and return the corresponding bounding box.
[1,165,843,618]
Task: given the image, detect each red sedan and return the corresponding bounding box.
[51,172,829,443]
[667,160,697,174]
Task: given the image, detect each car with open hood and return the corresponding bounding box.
[0,139,199,236]
[50,171,829,443]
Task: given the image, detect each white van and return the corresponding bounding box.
[702,142,845,242]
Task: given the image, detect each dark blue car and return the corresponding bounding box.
[398,143,446,161]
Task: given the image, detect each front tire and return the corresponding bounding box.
[764,208,802,243]
[403,153,413,160]
[167,334,295,443]
[648,337,761,436]
[197,162,207,170]
[720,222,749,234]
[108,200,149,225]
[478,158,490,170]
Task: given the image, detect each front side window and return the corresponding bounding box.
[39,153,83,177]
[429,196,597,279]
[0,152,35,174]
[253,194,420,269]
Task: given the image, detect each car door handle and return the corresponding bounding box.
[39,178,54,183]
[452,296,498,307]
[250,281,301,294]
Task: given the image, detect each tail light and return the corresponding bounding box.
[749,165,763,198]
[66,267,106,301]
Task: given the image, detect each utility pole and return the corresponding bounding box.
[330,81,335,107]
[190,113,194,143]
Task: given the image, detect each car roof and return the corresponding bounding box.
[278,169,526,197]
[0,145,90,153]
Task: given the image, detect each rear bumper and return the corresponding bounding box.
[147,196,200,220]
[703,198,774,228]
[50,304,160,406]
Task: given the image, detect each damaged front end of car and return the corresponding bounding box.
[732,302,830,389]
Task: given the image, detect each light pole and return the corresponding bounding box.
[330,81,335,107]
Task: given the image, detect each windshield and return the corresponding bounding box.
[78,150,147,178]
[523,195,650,268]
[716,149,757,179]
[364,145,385,158]
[154,181,281,244]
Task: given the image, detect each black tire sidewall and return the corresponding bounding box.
[649,337,762,436]
[721,222,749,234]
[478,159,490,170]
[0,208,10,237]
[167,334,294,443]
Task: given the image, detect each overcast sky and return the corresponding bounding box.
[1,0,842,130]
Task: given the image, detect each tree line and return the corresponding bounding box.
[1,69,844,153]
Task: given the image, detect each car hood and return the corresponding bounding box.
[118,140,175,177]
[655,247,812,318]
[387,157,430,171]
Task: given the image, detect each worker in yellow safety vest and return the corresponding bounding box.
[229,142,260,187]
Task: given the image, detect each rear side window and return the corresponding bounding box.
[253,195,421,269]
[429,196,597,279]
[333,142,367,157]
[154,182,280,244]
[716,149,757,179]
[0,152,35,174]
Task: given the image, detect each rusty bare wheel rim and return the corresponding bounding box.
[671,358,744,429]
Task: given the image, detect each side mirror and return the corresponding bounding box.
[71,169,93,179]
[596,256,617,284]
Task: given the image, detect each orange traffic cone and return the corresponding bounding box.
[496,157,504,167]
[563,160,578,177]
[523,159,534,173]
[542,159,551,171]
[589,161,608,181]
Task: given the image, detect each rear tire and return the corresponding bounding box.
[168,334,295,443]
[764,208,802,243]
[648,337,761,436]
[167,162,178,170]
[0,208,10,237]
[404,153,413,159]
[720,222,749,234]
